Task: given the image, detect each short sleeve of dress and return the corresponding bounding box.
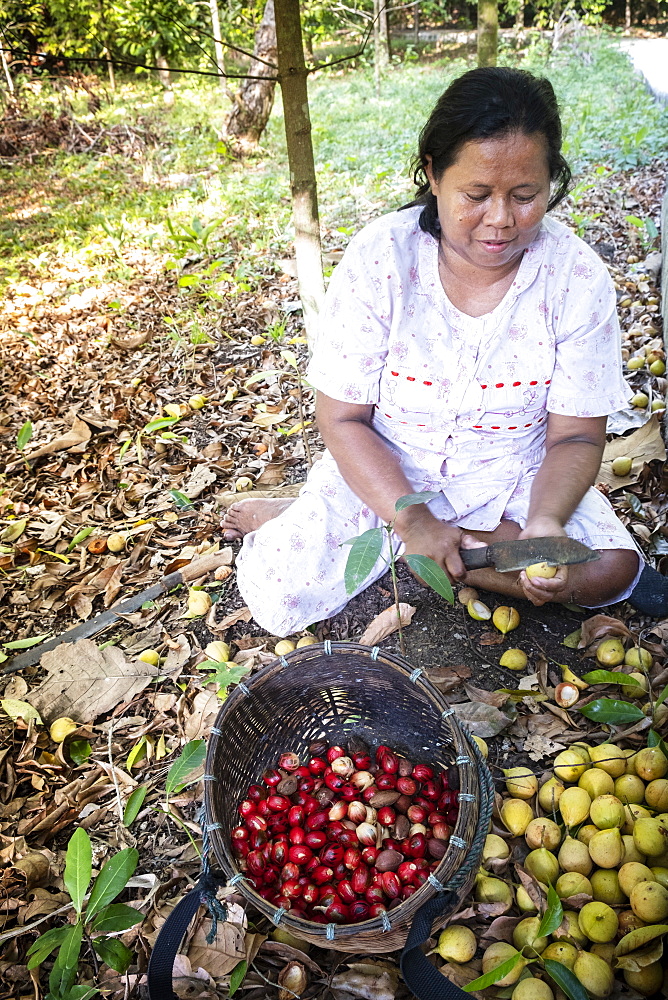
[306,230,390,405]
[546,251,631,418]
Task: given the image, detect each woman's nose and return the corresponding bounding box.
[483,197,514,228]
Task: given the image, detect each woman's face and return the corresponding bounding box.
[426,131,551,272]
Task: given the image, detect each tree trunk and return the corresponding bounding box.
[374,0,390,94]
[413,1,419,45]
[209,0,227,96]
[155,51,174,106]
[274,0,325,341]
[477,0,498,67]
[224,0,278,149]
[625,0,632,28]
[515,0,524,32]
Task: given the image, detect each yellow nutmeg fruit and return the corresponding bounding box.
[492,606,520,634]
[595,638,626,667]
[49,717,78,743]
[525,562,557,579]
[137,649,160,666]
[186,589,212,618]
[250,335,266,346]
[188,394,208,410]
[106,532,126,552]
[296,636,318,648]
[631,392,649,409]
[611,456,632,476]
[235,476,253,492]
[472,735,488,759]
[504,767,538,800]
[204,641,231,662]
[499,648,528,670]
[467,599,491,621]
[274,639,296,656]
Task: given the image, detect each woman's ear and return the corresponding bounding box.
[424,155,438,195]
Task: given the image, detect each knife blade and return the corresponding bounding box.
[460,537,600,573]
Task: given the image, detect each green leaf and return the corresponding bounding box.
[279,349,299,369]
[86,848,139,921]
[537,885,563,938]
[1,698,42,723]
[229,960,247,997]
[463,952,523,992]
[403,554,454,603]
[123,786,148,827]
[69,740,91,765]
[17,420,33,451]
[1,518,27,542]
[64,828,92,915]
[92,936,134,973]
[90,903,143,935]
[343,527,384,595]
[614,923,668,955]
[126,736,148,770]
[581,669,643,686]
[165,740,207,795]
[244,369,280,387]
[67,526,94,552]
[577,698,645,724]
[178,275,201,287]
[169,489,193,509]
[544,959,589,1000]
[394,490,440,512]
[143,416,180,433]
[562,629,581,648]
[58,921,84,970]
[647,730,668,758]
[27,925,70,968]
[656,683,668,709]
[3,631,50,649]
[57,987,99,1000]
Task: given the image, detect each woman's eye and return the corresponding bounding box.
[466,193,487,202]
[514,194,536,203]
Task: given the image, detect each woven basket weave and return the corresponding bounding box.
[204,641,493,953]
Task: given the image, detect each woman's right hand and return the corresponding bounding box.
[395,507,466,581]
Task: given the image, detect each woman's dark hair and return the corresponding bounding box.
[406,66,572,238]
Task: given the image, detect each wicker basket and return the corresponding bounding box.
[204,642,493,953]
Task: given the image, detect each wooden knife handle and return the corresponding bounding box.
[460,547,492,570]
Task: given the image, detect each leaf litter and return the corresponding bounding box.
[0,120,666,1000]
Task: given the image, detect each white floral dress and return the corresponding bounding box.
[236,208,642,636]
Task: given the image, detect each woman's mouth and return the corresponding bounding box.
[479,239,513,253]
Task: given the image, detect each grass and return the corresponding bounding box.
[1,30,667,293]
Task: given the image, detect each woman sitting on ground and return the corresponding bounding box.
[221,65,664,637]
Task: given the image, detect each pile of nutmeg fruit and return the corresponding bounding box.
[230,740,459,925]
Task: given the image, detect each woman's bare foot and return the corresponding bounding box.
[220,498,295,540]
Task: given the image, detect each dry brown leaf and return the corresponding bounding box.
[255,461,289,486]
[184,690,220,740]
[186,917,247,978]
[25,416,91,461]
[426,664,471,691]
[479,915,524,944]
[463,684,508,708]
[598,414,666,488]
[28,639,159,724]
[183,465,218,499]
[331,961,399,1000]
[218,607,252,629]
[579,614,633,651]
[523,733,568,761]
[438,961,484,999]
[103,563,124,608]
[359,603,416,646]
[453,701,511,737]
[515,865,547,912]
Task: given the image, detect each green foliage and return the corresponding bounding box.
[16,420,33,451]
[165,739,207,795]
[27,829,141,999]
[578,698,645,724]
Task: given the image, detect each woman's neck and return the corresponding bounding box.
[437,241,524,318]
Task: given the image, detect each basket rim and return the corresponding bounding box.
[203,641,494,942]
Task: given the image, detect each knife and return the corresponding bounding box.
[459,537,599,573]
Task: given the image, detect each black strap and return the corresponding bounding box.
[147,872,223,1000]
[148,877,469,1000]
[400,891,472,1000]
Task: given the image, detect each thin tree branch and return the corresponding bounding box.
[0,47,278,81]
[153,8,278,70]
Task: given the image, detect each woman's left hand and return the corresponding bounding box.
[518,516,570,606]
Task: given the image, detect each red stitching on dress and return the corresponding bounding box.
[385,413,392,418]
[480,383,488,389]
[529,380,538,385]
[491,426,500,429]
[423,381,432,385]
[545,379,551,385]
[495,382,504,388]
[473,425,482,428]
[391,371,399,377]
[407,376,415,381]
[508,426,517,429]
[524,423,532,427]
[513,381,521,386]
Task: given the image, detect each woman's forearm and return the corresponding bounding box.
[526,438,604,529]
